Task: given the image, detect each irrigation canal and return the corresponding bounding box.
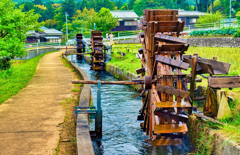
[68,55,191,155]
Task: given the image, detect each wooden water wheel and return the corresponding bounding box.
[137,9,192,145]
[90,31,106,71]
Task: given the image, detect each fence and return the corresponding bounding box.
[183,19,239,33]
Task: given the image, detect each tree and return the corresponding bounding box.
[195,11,224,27]
[72,8,96,33]
[133,0,171,16]
[0,0,42,70]
[120,3,129,10]
[115,0,124,10]
[128,0,135,10]
[33,0,43,5]
[62,0,76,21]
[92,8,118,32]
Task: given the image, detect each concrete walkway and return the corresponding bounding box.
[0,50,73,155]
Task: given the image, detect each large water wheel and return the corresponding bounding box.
[137,9,192,145]
[90,31,106,71]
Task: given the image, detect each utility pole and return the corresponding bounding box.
[65,12,69,45]
[195,0,198,11]
[230,0,231,22]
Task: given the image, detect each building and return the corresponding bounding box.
[110,10,139,31]
[178,10,205,26]
[42,29,63,43]
[26,27,63,43]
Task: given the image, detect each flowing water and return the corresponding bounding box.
[70,56,191,155]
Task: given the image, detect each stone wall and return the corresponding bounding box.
[117,38,140,44]
[188,115,240,155]
[116,37,240,48]
[15,47,60,60]
[187,37,240,47]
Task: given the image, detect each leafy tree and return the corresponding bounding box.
[0,0,42,70]
[195,11,224,27]
[62,0,76,21]
[33,0,43,5]
[92,8,118,32]
[128,0,135,10]
[72,8,96,33]
[120,3,129,10]
[133,0,169,16]
[22,2,35,12]
[54,7,66,30]
[115,0,124,10]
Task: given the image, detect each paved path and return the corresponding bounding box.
[0,50,73,155]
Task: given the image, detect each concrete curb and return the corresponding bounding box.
[63,55,94,155]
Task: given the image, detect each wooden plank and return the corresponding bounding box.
[136,68,145,74]
[155,84,189,98]
[156,55,189,70]
[208,76,240,88]
[150,138,182,146]
[199,58,231,75]
[157,44,189,52]
[155,101,191,108]
[154,124,188,134]
[154,33,187,44]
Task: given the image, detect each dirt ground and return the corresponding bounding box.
[0,50,74,155]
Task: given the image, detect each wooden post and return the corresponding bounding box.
[189,56,197,114]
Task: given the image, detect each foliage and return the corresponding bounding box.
[62,0,76,21]
[72,8,96,33]
[189,27,237,36]
[0,0,42,70]
[93,8,118,32]
[186,47,240,75]
[108,44,142,73]
[0,52,56,104]
[233,29,240,38]
[195,11,224,28]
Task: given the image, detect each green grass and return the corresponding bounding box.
[108,44,142,73]
[0,51,57,104]
[186,47,240,76]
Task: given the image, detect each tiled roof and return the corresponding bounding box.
[178,10,205,16]
[110,10,139,19]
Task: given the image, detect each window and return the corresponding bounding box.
[189,18,197,23]
[178,18,182,21]
[124,21,137,26]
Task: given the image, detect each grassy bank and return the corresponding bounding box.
[108,44,142,73]
[55,56,82,155]
[0,51,57,104]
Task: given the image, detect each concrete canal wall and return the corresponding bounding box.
[15,47,60,60]
[63,55,94,155]
[188,115,240,155]
[84,55,142,91]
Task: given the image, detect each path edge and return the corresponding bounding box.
[63,55,94,155]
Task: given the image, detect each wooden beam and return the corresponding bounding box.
[208,76,240,88]
[154,33,187,44]
[72,80,143,85]
[155,44,189,53]
[155,84,189,98]
[156,55,189,70]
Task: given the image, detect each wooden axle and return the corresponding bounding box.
[72,80,143,85]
